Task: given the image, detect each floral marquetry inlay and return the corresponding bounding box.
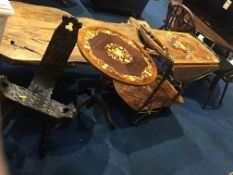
[78,26,157,86]
[105,43,133,64]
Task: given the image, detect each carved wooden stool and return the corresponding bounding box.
[0,16,82,158]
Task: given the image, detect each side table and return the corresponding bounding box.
[78,26,157,127]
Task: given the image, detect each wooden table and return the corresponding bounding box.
[113,76,184,111]
[77,25,178,118]
[78,26,157,86]
[77,25,157,127]
[0,1,219,84]
[0,1,143,65]
[131,17,220,83]
[151,30,220,82]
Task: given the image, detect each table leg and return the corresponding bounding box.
[76,76,117,128]
[133,62,175,124]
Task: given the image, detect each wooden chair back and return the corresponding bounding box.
[163,4,196,35]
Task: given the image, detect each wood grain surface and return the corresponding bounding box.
[0,1,143,65]
[0,1,220,83]
[129,17,220,82]
[113,78,184,111]
[149,30,220,65]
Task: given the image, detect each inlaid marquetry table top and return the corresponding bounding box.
[150,30,220,65]
[78,26,157,85]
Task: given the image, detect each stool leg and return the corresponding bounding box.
[219,81,229,105]
[1,115,11,131]
[208,76,219,90]
[38,120,52,159]
[1,103,19,131]
[203,76,220,109]
[96,98,117,129]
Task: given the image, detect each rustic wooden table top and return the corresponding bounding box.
[0,1,220,84]
[0,1,144,65]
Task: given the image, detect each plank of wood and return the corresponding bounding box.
[0,1,142,65]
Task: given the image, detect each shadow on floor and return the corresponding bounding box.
[2,64,185,175]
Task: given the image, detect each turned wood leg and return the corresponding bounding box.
[77,96,117,129]
[219,81,229,105]
[0,101,19,131]
[38,120,53,159]
[203,76,220,109]
[95,98,117,129]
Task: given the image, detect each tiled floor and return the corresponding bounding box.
[3,0,233,175]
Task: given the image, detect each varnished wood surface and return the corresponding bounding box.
[129,17,219,66]
[0,1,81,65]
[113,78,184,111]
[129,17,220,82]
[140,29,219,82]
[150,30,220,65]
[0,1,220,83]
[173,64,219,82]
[0,1,143,65]
[78,26,157,85]
[149,30,219,82]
